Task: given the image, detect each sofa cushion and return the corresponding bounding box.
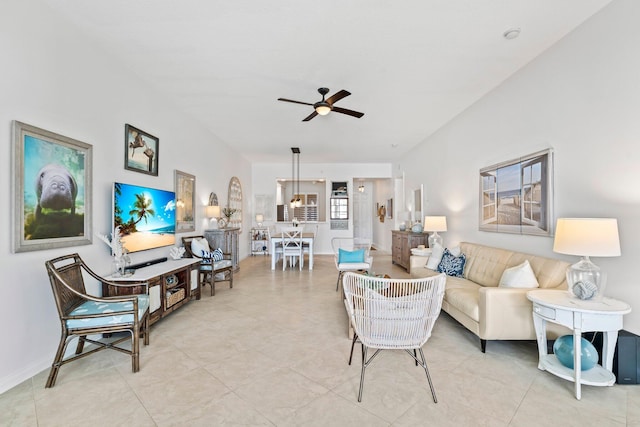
[499,260,540,288]
[437,249,466,277]
[444,277,480,322]
[460,242,514,287]
[425,243,444,270]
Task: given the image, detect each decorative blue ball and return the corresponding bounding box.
[553,335,599,371]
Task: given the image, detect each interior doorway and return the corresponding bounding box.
[353,181,372,241]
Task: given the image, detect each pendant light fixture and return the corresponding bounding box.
[290,147,301,208]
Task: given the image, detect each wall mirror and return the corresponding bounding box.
[413,184,424,223]
[175,170,196,232]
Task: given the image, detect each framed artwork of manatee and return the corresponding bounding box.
[124,124,159,176]
[12,121,93,252]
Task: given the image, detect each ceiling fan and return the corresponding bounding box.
[278,87,364,121]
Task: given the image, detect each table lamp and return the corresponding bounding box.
[553,218,620,300]
[256,214,264,227]
[424,216,447,248]
[205,205,221,227]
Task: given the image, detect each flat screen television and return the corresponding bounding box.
[113,182,176,253]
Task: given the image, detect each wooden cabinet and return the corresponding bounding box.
[102,258,200,325]
[250,227,269,255]
[391,230,428,272]
[204,228,240,271]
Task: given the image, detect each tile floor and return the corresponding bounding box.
[1,252,638,426]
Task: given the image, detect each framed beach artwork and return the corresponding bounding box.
[124,124,159,176]
[174,170,196,233]
[479,148,553,236]
[12,121,93,252]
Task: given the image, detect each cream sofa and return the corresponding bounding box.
[410,242,569,352]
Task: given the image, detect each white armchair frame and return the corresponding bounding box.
[332,237,373,291]
[342,271,446,402]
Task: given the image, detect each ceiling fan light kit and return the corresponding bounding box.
[278,87,364,121]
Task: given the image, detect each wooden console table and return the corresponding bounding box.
[391,230,428,272]
[103,258,200,325]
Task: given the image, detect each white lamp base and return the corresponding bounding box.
[428,232,443,249]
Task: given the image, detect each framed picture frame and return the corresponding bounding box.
[124,124,159,176]
[12,121,93,252]
[479,148,554,236]
[174,170,196,233]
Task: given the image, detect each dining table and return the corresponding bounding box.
[270,232,315,270]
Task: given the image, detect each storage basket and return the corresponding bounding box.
[166,288,185,308]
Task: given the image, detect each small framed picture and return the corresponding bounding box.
[125,124,159,176]
[12,121,93,252]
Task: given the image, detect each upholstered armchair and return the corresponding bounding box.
[182,236,233,296]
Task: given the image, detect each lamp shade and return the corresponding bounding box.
[553,218,620,257]
[255,214,264,223]
[424,216,447,232]
[205,205,220,219]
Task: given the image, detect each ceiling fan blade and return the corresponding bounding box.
[332,106,364,118]
[325,89,351,105]
[302,111,318,122]
[277,98,314,106]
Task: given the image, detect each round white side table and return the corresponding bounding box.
[526,289,631,400]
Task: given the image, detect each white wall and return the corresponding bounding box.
[397,0,640,334]
[0,0,251,393]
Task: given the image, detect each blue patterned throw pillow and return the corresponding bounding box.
[202,248,224,261]
[437,249,466,277]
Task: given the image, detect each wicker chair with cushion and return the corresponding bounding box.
[342,271,446,402]
[44,253,150,388]
[182,235,233,296]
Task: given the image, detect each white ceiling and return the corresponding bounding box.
[41,0,611,164]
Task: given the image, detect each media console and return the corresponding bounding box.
[102,258,201,325]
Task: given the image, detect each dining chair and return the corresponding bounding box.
[302,224,318,264]
[342,271,446,402]
[332,237,373,291]
[281,227,303,270]
[44,253,150,388]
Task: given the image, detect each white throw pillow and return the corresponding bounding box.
[448,245,461,257]
[499,260,540,288]
[425,243,444,270]
[191,237,210,257]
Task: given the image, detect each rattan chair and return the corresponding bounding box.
[182,235,233,296]
[44,253,150,388]
[342,271,446,402]
[332,237,373,291]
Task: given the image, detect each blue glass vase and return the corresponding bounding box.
[553,335,599,371]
